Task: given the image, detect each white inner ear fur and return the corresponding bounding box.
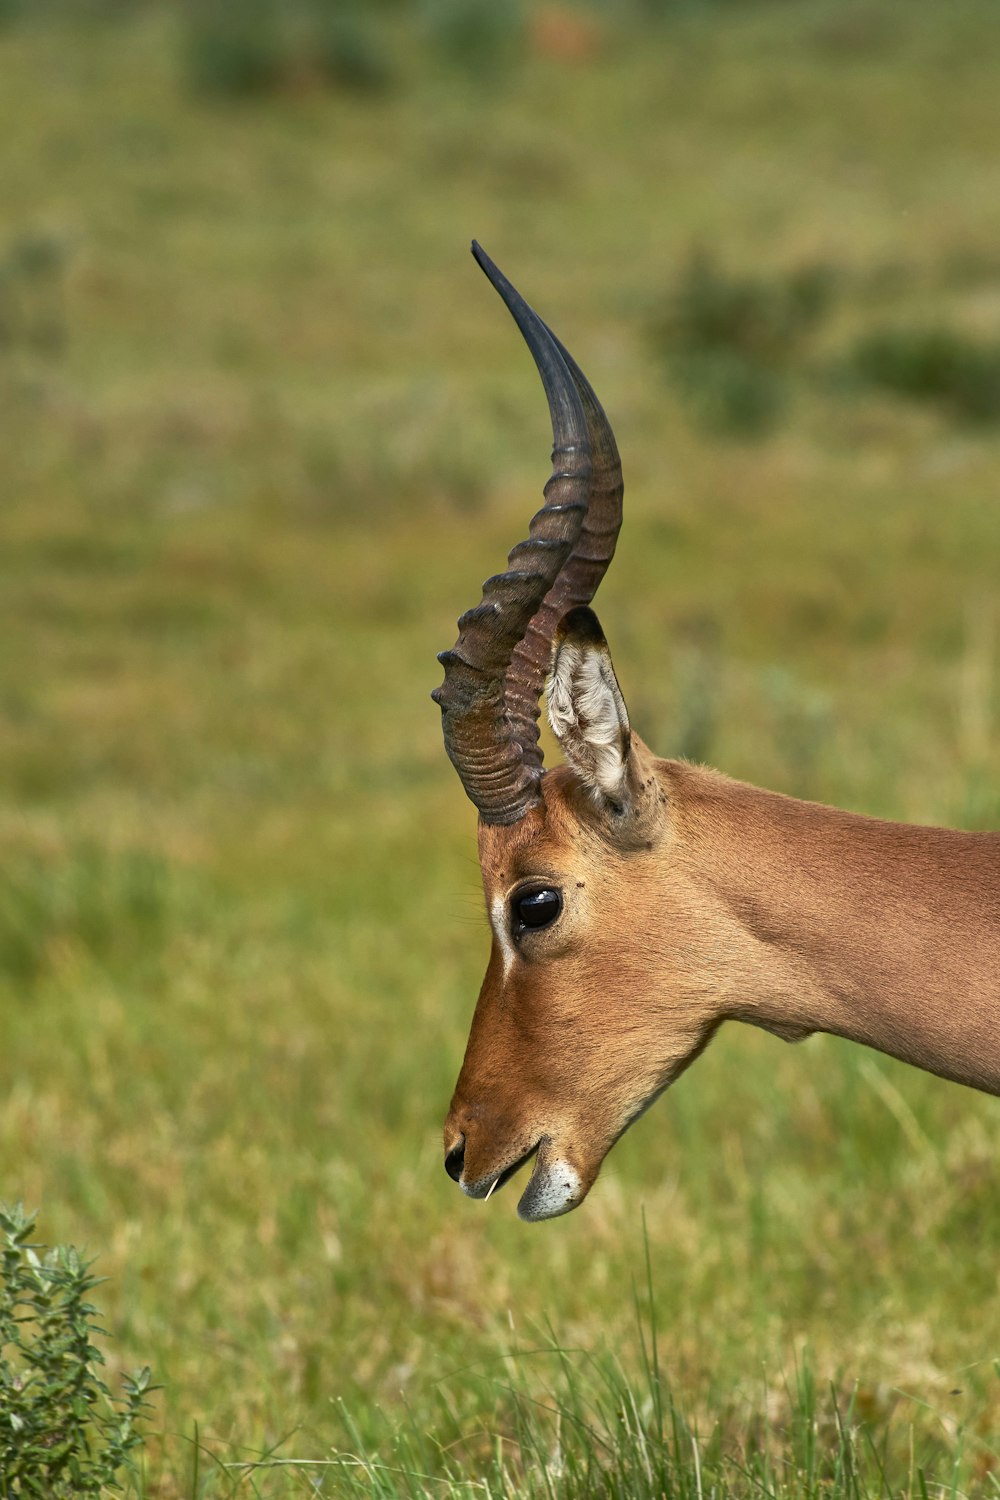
[547,638,631,806]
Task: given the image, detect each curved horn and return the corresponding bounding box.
[432,244,593,825]
[502,319,624,769]
[434,245,625,821]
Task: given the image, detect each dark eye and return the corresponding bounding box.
[512,887,562,936]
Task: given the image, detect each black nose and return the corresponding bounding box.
[444,1137,465,1183]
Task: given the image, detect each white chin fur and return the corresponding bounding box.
[517,1155,583,1222]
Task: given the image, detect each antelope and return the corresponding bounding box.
[433,243,1000,1223]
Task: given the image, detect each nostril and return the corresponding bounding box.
[444,1136,465,1183]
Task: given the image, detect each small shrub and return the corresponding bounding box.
[850,324,1000,423]
[0,1204,153,1497]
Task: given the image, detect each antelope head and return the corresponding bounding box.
[433,245,714,1221]
[434,248,1000,1223]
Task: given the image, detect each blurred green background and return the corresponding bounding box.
[2,0,1000,1493]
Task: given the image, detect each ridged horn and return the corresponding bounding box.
[433,243,621,825]
[502,319,623,770]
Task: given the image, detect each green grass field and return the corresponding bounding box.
[2,2,1000,1493]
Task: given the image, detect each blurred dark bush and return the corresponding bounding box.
[0,0,157,18]
[419,0,523,78]
[670,349,786,439]
[313,3,393,92]
[178,0,528,99]
[661,250,834,366]
[850,325,1000,424]
[651,250,835,437]
[0,231,70,355]
[181,0,287,98]
[181,0,393,99]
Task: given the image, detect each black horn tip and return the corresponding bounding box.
[470,241,520,308]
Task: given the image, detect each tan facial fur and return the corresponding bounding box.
[444,754,723,1221]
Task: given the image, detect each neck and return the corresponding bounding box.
[669,762,1000,1095]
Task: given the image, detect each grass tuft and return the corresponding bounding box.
[220,1275,1000,1499]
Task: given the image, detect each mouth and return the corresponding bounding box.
[461,1140,539,1201]
[461,1137,585,1222]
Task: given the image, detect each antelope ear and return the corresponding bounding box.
[547,607,636,814]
